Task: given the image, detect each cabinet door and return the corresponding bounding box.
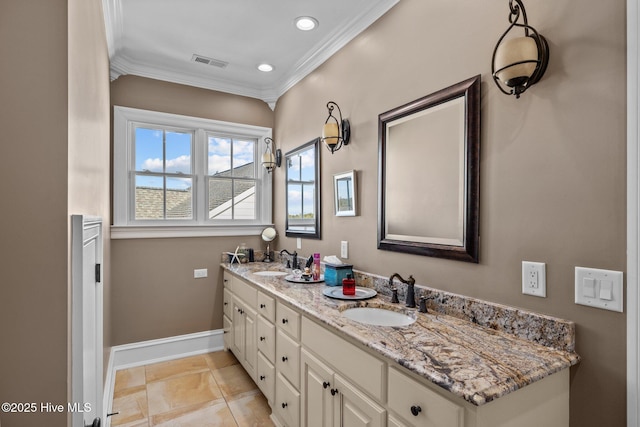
[334,373,386,427]
[243,304,257,379]
[301,349,335,427]
[231,297,244,359]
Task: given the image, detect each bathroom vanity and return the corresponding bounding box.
[221,263,579,427]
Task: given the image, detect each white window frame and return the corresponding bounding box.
[112,106,273,239]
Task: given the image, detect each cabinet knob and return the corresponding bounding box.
[410,405,422,416]
[260,303,266,309]
[323,381,330,389]
[282,318,288,324]
[330,388,338,396]
[282,356,288,362]
[260,375,265,381]
[224,302,228,306]
[281,402,288,409]
[260,336,266,341]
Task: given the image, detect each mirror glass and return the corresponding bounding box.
[334,170,357,217]
[378,75,480,262]
[261,227,277,242]
[285,138,321,239]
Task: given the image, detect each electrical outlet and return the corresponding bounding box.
[194,268,208,279]
[297,238,302,249]
[341,241,349,259]
[522,261,546,297]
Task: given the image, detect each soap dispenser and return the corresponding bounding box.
[342,273,356,296]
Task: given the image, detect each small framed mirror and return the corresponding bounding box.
[333,170,357,217]
[285,138,321,239]
[378,75,480,262]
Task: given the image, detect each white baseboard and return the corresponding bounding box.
[103,329,224,426]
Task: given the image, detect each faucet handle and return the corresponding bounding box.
[419,296,428,313]
[391,287,399,303]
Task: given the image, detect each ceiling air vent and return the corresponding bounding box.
[191,54,228,69]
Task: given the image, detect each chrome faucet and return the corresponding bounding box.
[389,273,416,308]
[279,249,298,269]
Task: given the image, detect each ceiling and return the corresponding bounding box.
[102,0,399,109]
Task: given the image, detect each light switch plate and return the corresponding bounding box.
[575,267,623,312]
[522,261,546,297]
[194,268,208,279]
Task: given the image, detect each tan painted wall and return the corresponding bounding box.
[0,0,109,426]
[110,76,274,345]
[273,1,626,427]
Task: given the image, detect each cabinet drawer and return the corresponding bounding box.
[223,315,232,349]
[277,301,301,339]
[388,367,463,427]
[257,291,276,323]
[223,288,233,319]
[223,271,233,292]
[277,329,301,389]
[276,373,300,427]
[257,352,275,404]
[234,277,257,306]
[302,316,385,402]
[257,315,276,363]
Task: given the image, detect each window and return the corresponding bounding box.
[113,106,273,238]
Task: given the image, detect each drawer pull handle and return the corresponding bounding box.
[323,381,330,389]
[282,318,288,324]
[260,336,266,341]
[282,356,288,362]
[260,303,266,308]
[260,375,265,381]
[281,403,288,409]
[411,405,422,416]
[331,388,338,396]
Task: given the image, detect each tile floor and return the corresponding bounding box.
[110,351,275,426]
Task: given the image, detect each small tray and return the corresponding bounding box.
[285,274,325,284]
[322,286,377,300]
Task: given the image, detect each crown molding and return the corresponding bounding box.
[104,0,399,107]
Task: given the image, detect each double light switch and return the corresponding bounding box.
[575,267,623,312]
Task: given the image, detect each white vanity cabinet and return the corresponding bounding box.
[222,267,571,427]
[301,316,386,427]
[274,300,302,426]
[256,290,276,404]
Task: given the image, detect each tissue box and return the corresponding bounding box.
[324,263,354,287]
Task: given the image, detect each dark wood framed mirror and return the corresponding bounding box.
[378,75,480,262]
[285,138,321,239]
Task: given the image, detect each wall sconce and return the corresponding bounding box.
[321,101,350,154]
[262,137,281,173]
[491,0,549,98]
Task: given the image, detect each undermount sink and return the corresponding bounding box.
[253,271,288,277]
[342,306,416,327]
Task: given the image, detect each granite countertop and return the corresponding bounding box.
[222,262,581,406]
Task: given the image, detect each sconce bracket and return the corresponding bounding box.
[342,119,351,145]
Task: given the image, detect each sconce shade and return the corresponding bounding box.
[262,137,281,173]
[322,122,340,148]
[262,151,275,170]
[491,0,549,98]
[494,36,538,87]
[321,101,350,154]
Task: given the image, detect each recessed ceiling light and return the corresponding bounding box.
[295,16,318,31]
[257,63,274,72]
